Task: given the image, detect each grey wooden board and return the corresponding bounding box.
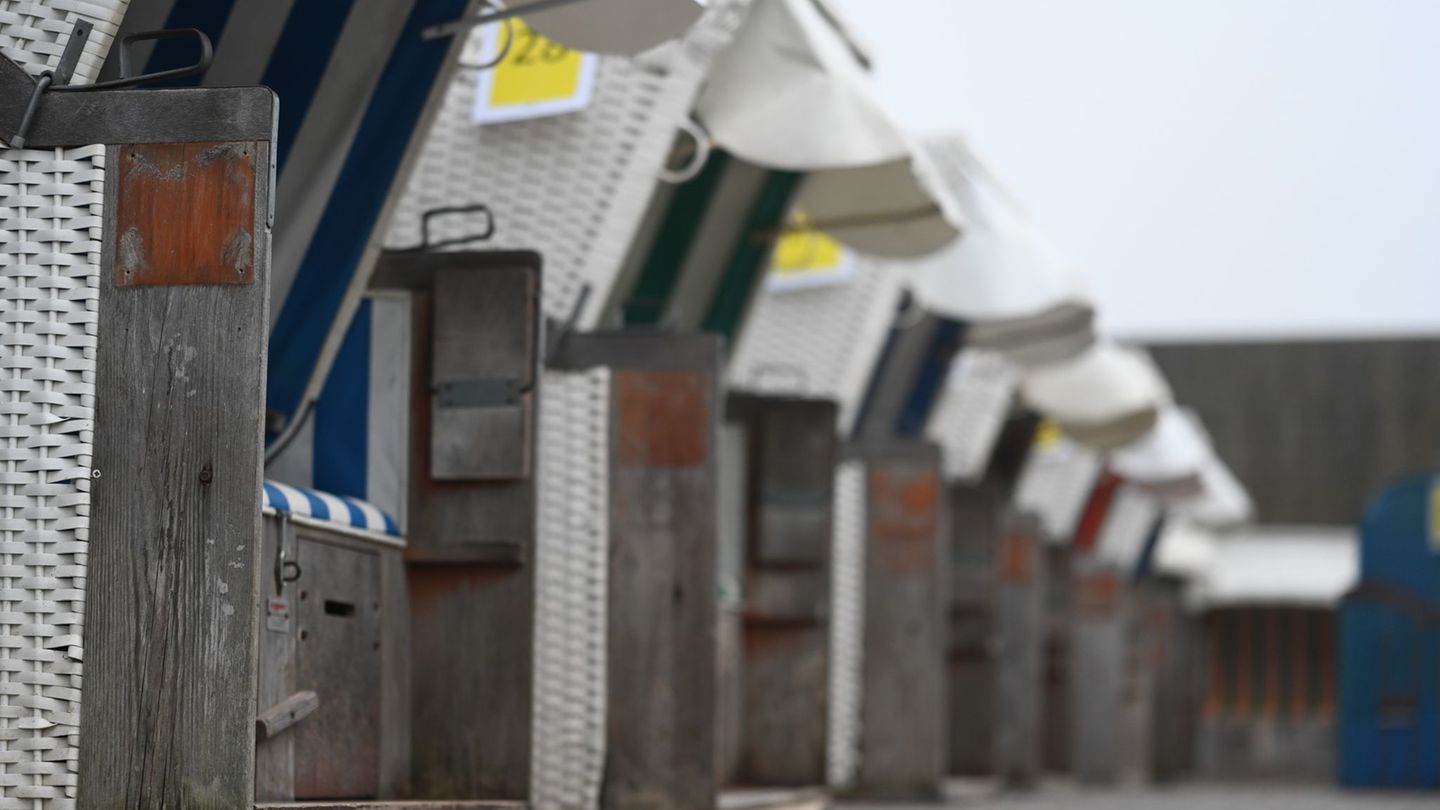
[1069,584,1127,783]
[716,607,745,786]
[368,292,414,529]
[716,424,747,785]
[408,566,532,799]
[947,485,1003,776]
[1042,545,1074,776]
[853,447,948,798]
[596,344,719,810]
[430,267,536,480]
[294,539,383,799]
[408,291,534,553]
[748,399,836,567]
[1139,577,1200,784]
[78,141,271,809]
[738,625,828,785]
[743,571,828,622]
[993,512,1046,789]
[258,519,301,803]
[256,521,410,802]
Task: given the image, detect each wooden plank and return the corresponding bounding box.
[993,512,1046,788]
[738,624,828,784]
[257,691,321,742]
[430,268,536,480]
[1069,563,1129,784]
[257,518,300,802]
[402,259,540,799]
[852,444,947,798]
[605,360,718,810]
[78,141,271,809]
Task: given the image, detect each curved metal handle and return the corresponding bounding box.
[413,204,497,252]
[659,118,713,185]
[272,512,302,596]
[55,28,214,92]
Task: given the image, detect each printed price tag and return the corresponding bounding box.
[766,218,855,293]
[266,595,291,634]
[473,19,599,125]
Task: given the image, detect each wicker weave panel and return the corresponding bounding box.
[1014,436,1102,544]
[925,348,1016,483]
[386,5,743,329]
[532,369,611,810]
[0,0,127,83]
[0,6,126,805]
[826,460,865,788]
[728,260,904,434]
[0,143,103,809]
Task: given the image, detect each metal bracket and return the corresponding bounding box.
[435,378,527,408]
[1,27,244,149]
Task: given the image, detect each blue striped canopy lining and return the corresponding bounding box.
[263,480,401,537]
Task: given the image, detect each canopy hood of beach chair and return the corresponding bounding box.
[513,0,708,55]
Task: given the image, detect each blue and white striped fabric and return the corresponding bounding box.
[263,480,401,538]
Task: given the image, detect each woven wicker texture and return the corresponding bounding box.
[532,369,612,810]
[728,260,904,434]
[386,4,745,329]
[925,348,1017,483]
[0,1,127,84]
[0,5,126,806]
[826,460,865,788]
[1014,436,1102,544]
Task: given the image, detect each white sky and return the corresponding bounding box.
[832,0,1440,341]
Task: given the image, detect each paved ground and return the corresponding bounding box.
[927,783,1437,809]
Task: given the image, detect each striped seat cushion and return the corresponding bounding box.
[263,480,401,537]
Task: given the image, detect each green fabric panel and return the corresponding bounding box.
[622,151,733,327]
[701,169,803,346]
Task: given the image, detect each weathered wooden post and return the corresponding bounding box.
[724,394,839,788]
[48,59,278,809]
[947,484,1003,776]
[992,511,1046,788]
[840,441,948,799]
[549,333,721,810]
[1068,562,1133,784]
[366,249,543,800]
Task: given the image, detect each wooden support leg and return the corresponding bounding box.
[849,442,947,799]
[553,334,720,810]
[80,133,274,808]
[993,512,1046,789]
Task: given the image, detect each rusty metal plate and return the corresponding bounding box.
[115,141,258,286]
[1075,571,1123,617]
[616,370,710,468]
[998,528,1036,584]
[868,464,941,575]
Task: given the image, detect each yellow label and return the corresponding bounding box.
[490,20,586,107]
[1430,478,1440,549]
[772,228,846,275]
[1034,419,1064,450]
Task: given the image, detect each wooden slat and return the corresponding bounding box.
[79,141,272,808]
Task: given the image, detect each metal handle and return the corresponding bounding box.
[658,118,712,185]
[54,28,214,92]
[272,512,301,596]
[409,204,497,252]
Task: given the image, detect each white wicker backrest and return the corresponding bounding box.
[826,460,865,788]
[386,4,746,329]
[924,348,1017,483]
[727,258,904,434]
[0,4,128,806]
[532,368,612,810]
[1013,435,1103,544]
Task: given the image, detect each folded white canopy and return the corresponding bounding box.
[515,0,708,55]
[1187,526,1358,609]
[1151,519,1220,581]
[1166,455,1255,528]
[1109,407,1214,492]
[694,0,960,257]
[1019,343,1171,450]
[904,135,1095,363]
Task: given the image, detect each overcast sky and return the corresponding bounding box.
[832,0,1440,342]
